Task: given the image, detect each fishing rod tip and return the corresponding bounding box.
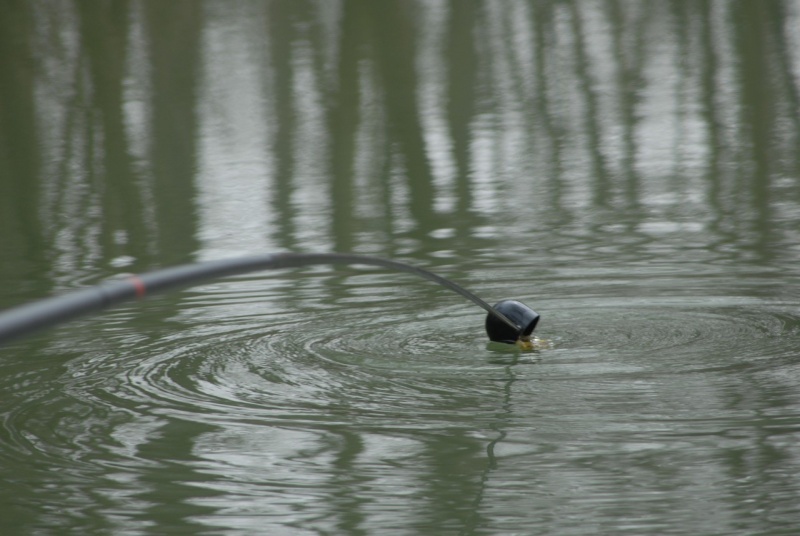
[485,299,540,344]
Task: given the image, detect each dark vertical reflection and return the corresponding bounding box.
[329,0,369,253]
[0,0,45,305]
[368,0,436,235]
[414,433,489,532]
[530,1,566,220]
[569,3,610,208]
[464,360,517,533]
[446,0,479,229]
[267,0,332,251]
[718,384,798,530]
[732,0,783,262]
[145,0,201,265]
[266,1,299,250]
[134,420,223,531]
[698,0,732,255]
[328,431,368,535]
[606,0,646,212]
[75,1,151,261]
[769,6,800,184]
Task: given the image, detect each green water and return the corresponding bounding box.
[2,1,800,534]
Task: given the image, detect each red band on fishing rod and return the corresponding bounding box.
[129,275,147,299]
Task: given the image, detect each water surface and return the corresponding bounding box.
[1,1,800,534]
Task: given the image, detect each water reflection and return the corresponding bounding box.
[1,0,800,533]
[3,0,796,270]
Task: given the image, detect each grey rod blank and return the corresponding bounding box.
[0,253,520,345]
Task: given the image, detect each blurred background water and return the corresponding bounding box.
[1,0,800,534]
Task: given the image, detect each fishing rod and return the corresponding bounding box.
[0,252,539,346]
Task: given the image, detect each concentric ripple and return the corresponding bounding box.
[5,290,777,467]
[99,305,511,431]
[4,283,797,453]
[543,297,799,368]
[3,272,800,534]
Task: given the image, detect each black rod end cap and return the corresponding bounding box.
[485,299,540,343]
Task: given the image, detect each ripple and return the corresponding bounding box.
[2,275,797,461]
[8,296,499,446]
[543,297,796,362]
[4,271,800,535]
[11,283,798,443]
